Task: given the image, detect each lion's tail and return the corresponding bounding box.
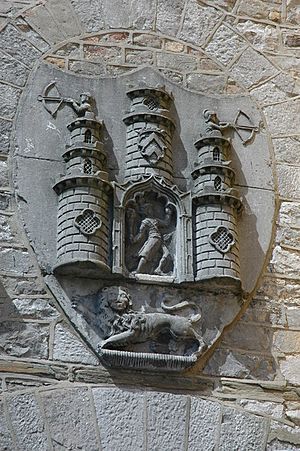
[161,300,201,322]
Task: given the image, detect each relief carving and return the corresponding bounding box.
[125,191,176,276]
[99,286,207,358]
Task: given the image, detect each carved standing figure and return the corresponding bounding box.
[128,202,174,275]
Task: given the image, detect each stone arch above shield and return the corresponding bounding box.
[14,60,275,371]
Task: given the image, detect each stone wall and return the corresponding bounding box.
[0,0,299,449]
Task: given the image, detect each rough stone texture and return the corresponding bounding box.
[3,298,59,320]
[0,321,49,359]
[0,51,30,87]
[235,20,279,52]
[53,323,98,365]
[0,118,12,153]
[0,249,35,275]
[270,246,300,277]
[42,388,99,450]
[219,407,269,451]
[179,1,223,47]
[280,356,300,385]
[0,83,21,119]
[0,25,41,67]
[263,100,300,136]
[237,0,281,21]
[250,73,300,105]
[205,25,247,65]
[276,165,300,199]
[229,47,278,88]
[24,4,66,44]
[189,398,221,450]
[239,400,284,419]
[93,387,144,450]
[186,73,227,93]
[0,400,14,450]
[156,0,185,36]
[272,137,300,165]
[6,392,49,451]
[146,391,187,450]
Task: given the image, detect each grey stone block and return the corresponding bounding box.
[156,0,185,36]
[0,83,21,120]
[53,323,98,365]
[188,397,221,451]
[0,118,12,153]
[146,391,187,451]
[92,387,144,450]
[0,25,41,68]
[0,321,49,359]
[179,1,222,47]
[6,393,49,451]
[219,407,269,451]
[42,387,99,450]
[0,249,35,275]
[0,400,14,450]
[0,51,30,87]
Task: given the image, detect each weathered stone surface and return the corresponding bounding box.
[14,17,50,53]
[269,421,300,448]
[278,201,300,228]
[286,307,300,328]
[280,356,300,385]
[0,321,49,359]
[179,1,222,47]
[0,400,14,450]
[0,249,35,275]
[0,118,12,153]
[239,400,284,419]
[263,100,300,135]
[235,20,279,52]
[186,73,227,93]
[92,387,144,450]
[222,322,273,352]
[53,323,98,365]
[25,4,65,44]
[70,0,105,32]
[267,438,300,450]
[270,246,300,277]
[0,83,21,119]
[188,398,221,450]
[237,0,281,21]
[274,330,300,353]
[204,348,277,380]
[286,409,300,426]
[42,388,99,450]
[125,49,153,65]
[277,165,300,199]
[156,0,185,36]
[133,33,161,48]
[2,297,59,320]
[271,55,300,79]
[286,0,300,25]
[69,60,107,75]
[283,32,300,48]
[83,45,122,64]
[273,137,300,165]
[220,407,269,451]
[0,215,16,242]
[157,52,197,72]
[250,73,300,105]
[230,47,278,88]
[46,0,82,39]
[0,25,41,67]
[146,391,187,450]
[0,51,30,87]
[205,25,247,65]
[6,393,48,451]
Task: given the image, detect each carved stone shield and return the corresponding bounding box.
[14,64,275,371]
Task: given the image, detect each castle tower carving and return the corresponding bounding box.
[53,93,112,275]
[192,110,242,285]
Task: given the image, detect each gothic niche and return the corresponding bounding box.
[125,191,176,276]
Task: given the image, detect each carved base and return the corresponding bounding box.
[99,349,197,372]
[53,259,111,278]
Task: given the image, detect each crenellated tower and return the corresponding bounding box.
[53,93,112,275]
[192,110,242,285]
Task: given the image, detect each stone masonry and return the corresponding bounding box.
[0,0,299,450]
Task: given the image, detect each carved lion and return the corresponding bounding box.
[100,286,207,357]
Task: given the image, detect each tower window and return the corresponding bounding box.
[83,158,93,174]
[84,129,92,143]
[213,147,220,161]
[214,176,222,191]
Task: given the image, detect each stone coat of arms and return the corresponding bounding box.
[14,65,275,371]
